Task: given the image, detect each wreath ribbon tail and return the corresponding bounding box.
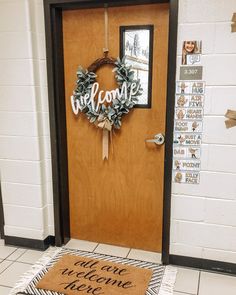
[102,129,109,160]
[110,129,114,155]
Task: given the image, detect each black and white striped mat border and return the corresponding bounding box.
[11,247,177,295]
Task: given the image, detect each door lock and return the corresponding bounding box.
[146,133,165,146]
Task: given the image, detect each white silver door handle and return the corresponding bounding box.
[146,133,165,145]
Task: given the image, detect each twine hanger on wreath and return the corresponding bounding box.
[88,4,116,73]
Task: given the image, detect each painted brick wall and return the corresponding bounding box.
[0,0,54,240]
[170,0,236,263]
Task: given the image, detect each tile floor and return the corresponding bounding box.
[0,238,235,295]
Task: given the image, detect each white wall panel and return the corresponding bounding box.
[203,116,236,145]
[179,0,236,23]
[0,136,40,160]
[207,145,236,173]
[0,86,36,112]
[215,23,236,54]
[0,0,30,32]
[205,199,236,227]
[172,195,205,222]
[0,112,38,136]
[4,205,45,230]
[0,159,42,184]
[170,243,203,259]
[204,86,236,115]
[1,182,43,207]
[172,221,236,252]
[202,248,236,264]
[4,225,46,240]
[203,55,236,86]
[0,32,32,59]
[0,60,34,86]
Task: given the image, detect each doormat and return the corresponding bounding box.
[36,254,152,295]
[10,247,177,295]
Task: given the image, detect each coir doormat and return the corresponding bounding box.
[36,254,152,295]
[11,247,177,295]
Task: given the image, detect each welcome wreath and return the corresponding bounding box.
[71,56,143,131]
[70,56,143,159]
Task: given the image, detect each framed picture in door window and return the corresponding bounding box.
[120,25,154,108]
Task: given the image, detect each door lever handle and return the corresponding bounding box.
[146,133,165,146]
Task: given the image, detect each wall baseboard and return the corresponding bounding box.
[170,254,236,276]
[5,235,55,251]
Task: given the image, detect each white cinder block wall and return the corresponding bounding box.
[0,0,236,263]
[0,0,54,240]
[170,0,236,263]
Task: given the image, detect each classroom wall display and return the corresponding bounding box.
[174,121,203,133]
[173,133,202,145]
[175,94,204,108]
[176,81,205,95]
[179,66,203,81]
[173,40,204,184]
[173,171,200,184]
[173,159,201,171]
[173,146,201,159]
[175,108,204,120]
[181,41,202,65]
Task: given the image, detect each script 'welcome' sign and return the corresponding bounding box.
[36,255,153,295]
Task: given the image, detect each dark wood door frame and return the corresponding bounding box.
[43,0,178,264]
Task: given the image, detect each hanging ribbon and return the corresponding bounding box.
[103,5,109,55]
[225,109,236,129]
[99,5,111,160]
[102,130,109,160]
[97,117,112,160]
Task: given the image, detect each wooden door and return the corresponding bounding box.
[63,3,169,252]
